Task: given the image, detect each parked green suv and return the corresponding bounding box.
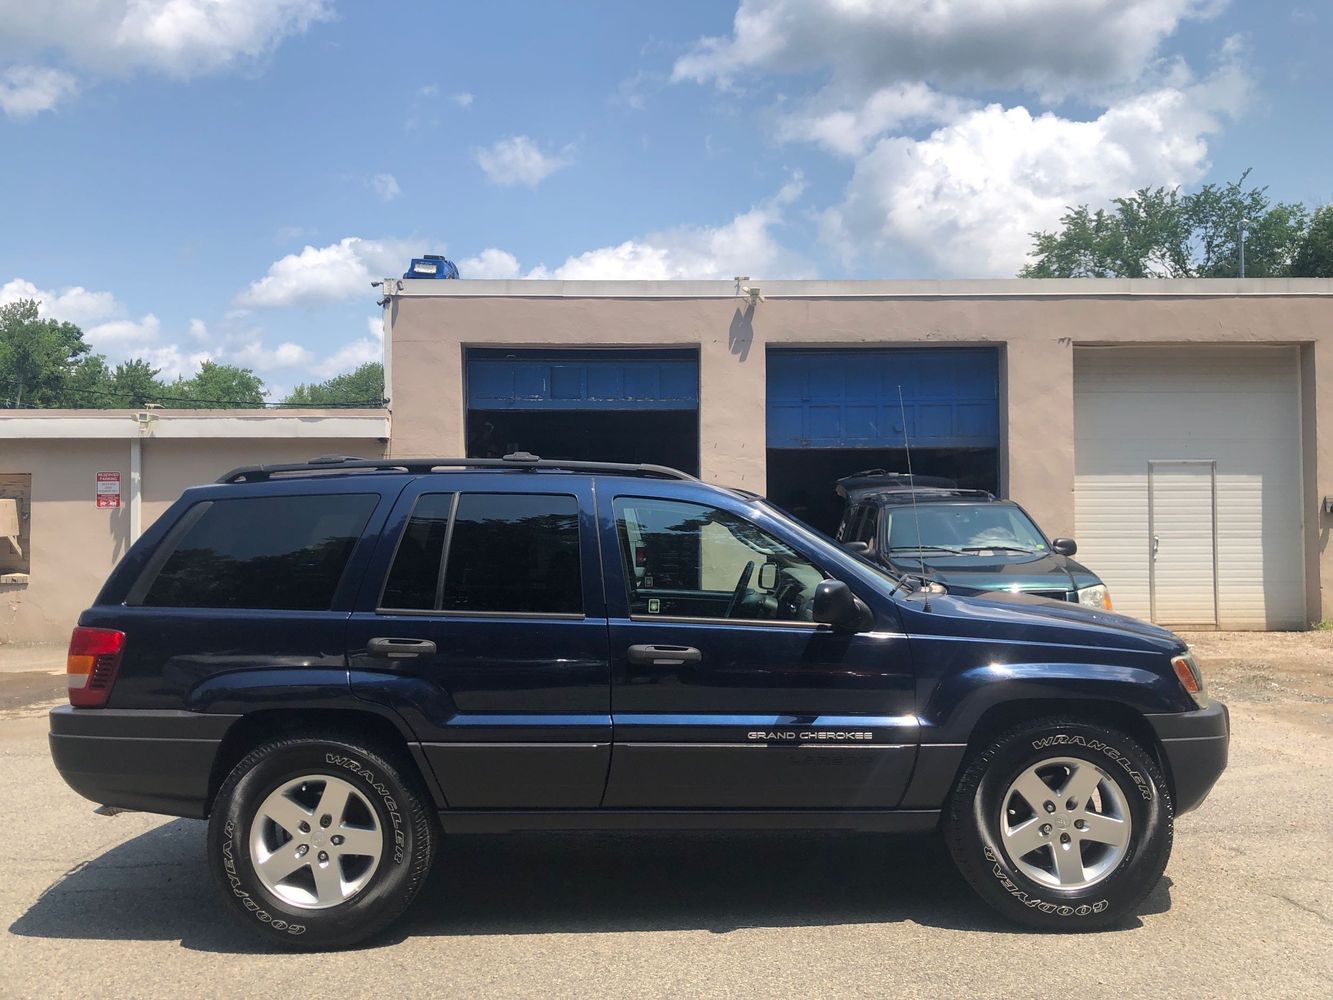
[834,472,1112,609]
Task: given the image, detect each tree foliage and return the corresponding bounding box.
[0,299,93,407]
[283,363,385,406]
[167,361,266,408]
[1022,171,1318,279]
[1,297,267,409]
[1293,205,1333,278]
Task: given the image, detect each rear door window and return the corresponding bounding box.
[141,494,377,610]
[380,492,582,615]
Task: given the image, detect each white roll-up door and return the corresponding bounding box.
[1074,346,1305,630]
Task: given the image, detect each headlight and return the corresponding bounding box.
[1076,584,1112,610]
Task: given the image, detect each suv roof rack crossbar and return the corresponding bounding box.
[218,452,698,484]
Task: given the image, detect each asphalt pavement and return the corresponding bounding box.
[1,641,1329,999]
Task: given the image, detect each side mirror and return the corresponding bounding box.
[757,560,779,592]
[813,579,873,633]
[1052,538,1078,556]
[842,540,870,554]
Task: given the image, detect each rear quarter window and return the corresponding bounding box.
[139,493,377,610]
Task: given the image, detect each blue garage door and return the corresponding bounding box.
[467,349,698,411]
[767,348,999,449]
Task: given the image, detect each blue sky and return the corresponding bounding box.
[1,1,1329,396]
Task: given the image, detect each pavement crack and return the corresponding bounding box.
[1274,893,1332,925]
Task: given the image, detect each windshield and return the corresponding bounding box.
[884,503,1047,555]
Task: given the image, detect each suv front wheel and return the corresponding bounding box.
[944,718,1173,929]
[207,733,436,949]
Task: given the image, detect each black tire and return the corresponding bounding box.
[944,718,1173,930]
[207,733,436,950]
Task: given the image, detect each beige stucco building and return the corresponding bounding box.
[385,277,1333,631]
[0,410,388,642]
[3,277,1331,643]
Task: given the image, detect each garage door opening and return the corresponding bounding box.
[466,349,699,475]
[766,448,999,536]
[766,348,1000,536]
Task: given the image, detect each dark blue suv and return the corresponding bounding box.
[49,454,1229,949]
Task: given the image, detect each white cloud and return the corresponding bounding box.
[0,1,328,117]
[821,66,1247,276]
[776,82,972,157]
[528,175,812,280]
[137,344,213,381]
[0,0,329,78]
[457,248,522,279]
[417,83,438,97]
[311,336,382,379]
[370,173,402,201]
[187,318,209,342]
[86,314,162,347]
[225,335,313,370]
[0,66,77,117]
[452,91,474,108]
[474,135,573,188]
[673,0,1221,98]
[238,236,429,308]
[1,277,121,326]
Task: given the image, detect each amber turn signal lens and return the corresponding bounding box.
[1171,655,1201,695]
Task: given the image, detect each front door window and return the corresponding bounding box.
[613,497,825,623]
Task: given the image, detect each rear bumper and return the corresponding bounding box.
[49,706,238,818]
[1145,699,1230,815]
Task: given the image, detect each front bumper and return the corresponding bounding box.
[1145,699,1230,815]
[49,706,238,818]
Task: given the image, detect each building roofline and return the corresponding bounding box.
[0,408,390,440]
[380,277,1333,300]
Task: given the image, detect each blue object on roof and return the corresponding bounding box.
[403,254,460,279]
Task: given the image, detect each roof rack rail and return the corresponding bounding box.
[217,451,698,484]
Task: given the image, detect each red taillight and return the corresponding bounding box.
[67,627,125,708]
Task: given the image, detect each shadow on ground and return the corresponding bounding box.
[10,821,1170,952]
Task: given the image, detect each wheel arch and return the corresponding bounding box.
[205,707,441,816]
[951,697,1174,807]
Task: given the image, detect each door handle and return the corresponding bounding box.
[367,637,437,658]
[627,644,702,666]
[1152,535,1160,559]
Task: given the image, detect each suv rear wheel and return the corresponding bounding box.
[207,733,435,949]
[943,718,1173,929]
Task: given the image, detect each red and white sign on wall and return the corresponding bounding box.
[95,471,122,509]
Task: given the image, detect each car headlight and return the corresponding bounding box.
[1076,584,1112,610]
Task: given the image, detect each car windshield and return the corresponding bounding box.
[883,503,1047,555]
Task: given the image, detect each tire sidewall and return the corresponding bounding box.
[208,738,424,947]
[951,721,1172,926]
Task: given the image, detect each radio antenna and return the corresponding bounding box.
[897,385,929,588]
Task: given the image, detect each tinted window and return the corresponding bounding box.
[614,497,824,623]
[442,494,582,614]
[143,494,376,610]
[380,493,453,609]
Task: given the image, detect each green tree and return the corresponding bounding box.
[283,362,385,406]
[169,361,266,408]
[0,298,92,407]
[1293,205,1333,277]
[1022,171,1310,278]
[107,359,165,407]
[63,354,114,408]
